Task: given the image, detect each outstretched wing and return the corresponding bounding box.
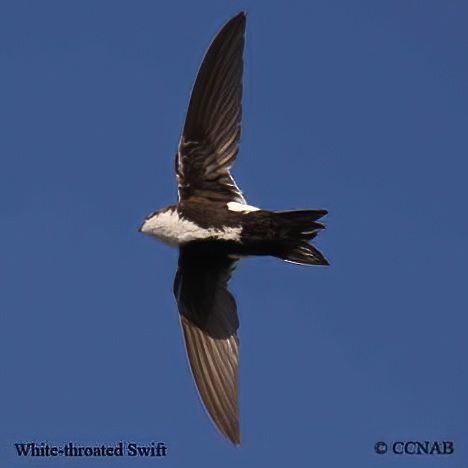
[176,12,246,204]
[174,243,240,445]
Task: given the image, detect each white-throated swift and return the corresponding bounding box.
[139,12,328,445]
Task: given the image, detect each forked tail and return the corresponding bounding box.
[273,209,328,266]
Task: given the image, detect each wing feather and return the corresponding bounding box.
[176,12,247,204]
[174,245,240,445]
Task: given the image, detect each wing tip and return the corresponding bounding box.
[223,425,241,446]
[231,435,241,447]
[227,11,246,30]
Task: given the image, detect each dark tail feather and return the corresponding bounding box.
[275,209,327,240]
[274,240,329,266]
[271,209,328,265]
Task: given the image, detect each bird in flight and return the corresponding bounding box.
[139,11,328,445]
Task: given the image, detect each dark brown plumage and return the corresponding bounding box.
[140,11,328,445]
[176,12,246,204]
[174,13,246,445]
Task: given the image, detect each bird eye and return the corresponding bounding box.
[145,210,159,220]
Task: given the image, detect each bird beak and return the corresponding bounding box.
[139,219,150,234]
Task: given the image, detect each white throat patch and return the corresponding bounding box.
[140,209,242,247]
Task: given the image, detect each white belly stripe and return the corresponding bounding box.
[141,209,242,247]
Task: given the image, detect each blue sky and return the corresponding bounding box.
[1,1,468,466]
